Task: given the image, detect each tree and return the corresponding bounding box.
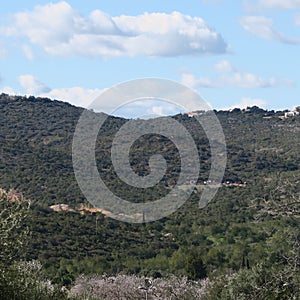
[184,249,207,280]
[0,189,30,266]
[0,189,70,299]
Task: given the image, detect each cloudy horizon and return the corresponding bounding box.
[1,1,299,116]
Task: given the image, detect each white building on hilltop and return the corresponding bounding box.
[284,110,299,118]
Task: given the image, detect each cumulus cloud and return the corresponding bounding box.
[3,75,194,116]
[22,45,35,60]
[214,60,234,72]
[18,74,51,94]
[40,86,103,107]
[251,0,300,10]
[4,1,228,58]
[12,74,102,107]
[112,99,187,119]
[181,60,292,89]
[240,16,300,44]
[181,73,216,88]
[1,86,16,95]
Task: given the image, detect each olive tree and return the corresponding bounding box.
[0,188,30,265]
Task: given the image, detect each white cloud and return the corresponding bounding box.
[6,75,204,113]
[151,106,164,116]
[0,86,16,95]
[252,0,300,10]
[18,74,51,94]
[241,16,300,44]
[295,14,300,25]
[4,1,228,58]
[13,74,102,107]
[181,60,292,89]
[22,45,35,60]
[181,73,216,88]
[40,87,103,107]
[222,97,267,110]
[214,60,234,72]
[111,99,188,119]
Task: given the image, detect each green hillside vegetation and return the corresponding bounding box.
[0,93,299,298]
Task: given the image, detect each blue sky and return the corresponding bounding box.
[0,0,300,116]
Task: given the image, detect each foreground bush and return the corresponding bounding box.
[206,262,300,300]
[0,260,70,300]
[70,274,210,300]
[0,190,70,299]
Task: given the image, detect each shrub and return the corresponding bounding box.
[70,274,210,299]
[205,263,299,300]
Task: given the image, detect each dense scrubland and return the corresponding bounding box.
[0,94,299,299]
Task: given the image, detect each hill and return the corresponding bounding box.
[0,93,299,288]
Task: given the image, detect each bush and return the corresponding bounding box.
[0,189,70,299]
[206,262,299,300]
[0,189,30,265]
[0,260,69,300]
[70,274,210,299]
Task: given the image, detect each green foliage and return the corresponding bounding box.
[184,248,207,280]
[0,260,70,300]
[0,189,71,299]
[0,94,299,297]
[0,189,30,265]
[206,262,299,300]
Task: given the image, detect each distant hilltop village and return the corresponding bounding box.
[185,110,206,117]
[284,109,299,118]
[184,106,300,119]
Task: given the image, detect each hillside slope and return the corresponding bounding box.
[0,93,299,285]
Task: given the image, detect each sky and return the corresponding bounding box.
[0,0,300,117]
